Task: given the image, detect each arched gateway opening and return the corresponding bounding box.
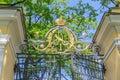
[14,17,104,80]
[2,1,120,80]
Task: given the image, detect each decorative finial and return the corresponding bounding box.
[55,16,66,26]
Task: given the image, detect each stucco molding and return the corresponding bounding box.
[0,34,9,78]
[9,39,18,63]
[97,14,120,43]
[95,16,110,44]
[1,31,18,63]
[115,38,120,52]
[0,34,9,48]
[0,9,26,53]
[102,38,120,63]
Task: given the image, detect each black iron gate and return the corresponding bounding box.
[14,53,104,80]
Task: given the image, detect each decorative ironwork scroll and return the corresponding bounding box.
[30,17,89,54]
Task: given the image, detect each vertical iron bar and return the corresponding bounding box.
[17,55,22,80]
[102,64,105,80]
[14,53,104,80]
[71,54,75,80]
[59,54,61,80]
[40,64,47,80]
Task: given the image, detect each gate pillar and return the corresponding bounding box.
[93,5,120,80]
[0,5,26,80]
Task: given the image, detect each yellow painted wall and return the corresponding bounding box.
[98,30,120,80]
[0,8,25,80]
[104,47,117,80]
[1,44,15,80]
[93,10,120,80]
[116,48,120,80]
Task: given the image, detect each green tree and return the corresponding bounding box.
[2,0,98,39]
[1,0,101,54]
[91,0,116,9]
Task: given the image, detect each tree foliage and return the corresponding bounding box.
[91,0,116,9]
[1,0,116,54]
[0,0,102,54]
[2,0,98,39]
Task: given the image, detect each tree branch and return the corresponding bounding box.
[11,0,26,6]
[111,0,116,5]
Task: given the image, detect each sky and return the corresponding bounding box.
[68,0,115,42]
[69,0,115,23]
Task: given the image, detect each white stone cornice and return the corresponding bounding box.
[0,8,26,53]
[0,10,18,20]
[0,9,17,18]
[102,38,120,63]
[95,14,120,45]
[109,14,120,22]
[95,16,111,44]
[0,10,18,27]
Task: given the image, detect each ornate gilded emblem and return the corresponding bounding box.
[31,17,89,54]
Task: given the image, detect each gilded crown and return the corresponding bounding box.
[55,17,66,26]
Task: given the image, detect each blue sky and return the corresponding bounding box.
[67,0,115,42]
[69,0,115,23]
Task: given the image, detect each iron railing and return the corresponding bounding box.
[14,53,104,80]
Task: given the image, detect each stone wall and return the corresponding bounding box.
[1,44,15,80]
[0,7,26,80]
[93,7,120,80]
